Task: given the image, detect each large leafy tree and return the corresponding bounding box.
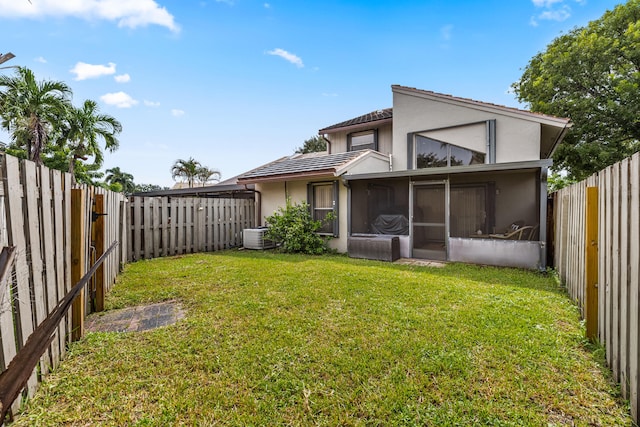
[295,135,328,154]
[0,67,71,165]
[105,167,135,194]
[57,99,122,180]
[512,0,640,180]
[171,157,202,188]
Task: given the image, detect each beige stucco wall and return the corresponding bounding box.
[392,90,541,170]
[326,123,392,155]
[255,179,348,253]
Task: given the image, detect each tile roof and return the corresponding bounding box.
[237,151,366,181]
[319,108,392,133]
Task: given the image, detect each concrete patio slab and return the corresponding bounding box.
[85,300,185,333]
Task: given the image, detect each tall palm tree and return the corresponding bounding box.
[105,167,135,194]
[0,67,71,165]
[196,166,221,186]
[171,157,202,188]
[57,99,122,180]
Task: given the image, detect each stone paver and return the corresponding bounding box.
[394,258,446,268]
[86,300,185,333]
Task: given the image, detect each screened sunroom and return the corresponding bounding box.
[345,160,551,270]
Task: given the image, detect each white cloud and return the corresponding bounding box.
[532,0,564,7]
[264,3,271,8]
[171,109,185,117]
[100,91,138,108]
[35,56,47,63]
[0,0,180,33]
[530,0,579,26]
[70,62,116,80]
[114,73,130,83]
[322,93,338,97]
[266,48,304,68]
[144,100,160,107]
[539,7,571,22]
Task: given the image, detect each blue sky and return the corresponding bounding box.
[0,0,625,187]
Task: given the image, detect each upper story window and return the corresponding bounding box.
[348,130,377,152]
[415,135,485,169]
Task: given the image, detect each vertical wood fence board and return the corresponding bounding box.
[161,198,168,256]
[603,167,612,367]
[93,194,106,312]
[185,199,193,253]
[585,187,598,340]
[143,197,152,259]
[39,168,58,373]
[70,189,86,342]
[620,159,630,398]
[629,153,640,421]
[151,198,159,258]
[612,163,621,381]
[598,172,606,344]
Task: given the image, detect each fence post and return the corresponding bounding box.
[93,194,105,312]
[585,186,599,340]
[71,189,86,341]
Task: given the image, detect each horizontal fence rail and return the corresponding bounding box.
[553,152,640,422]
[128,196,255,261]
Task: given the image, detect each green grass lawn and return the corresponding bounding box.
[13,251,631,426]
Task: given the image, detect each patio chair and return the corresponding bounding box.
[489,221,532,240]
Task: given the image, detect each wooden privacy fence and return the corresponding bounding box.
[128,196,255,261]
[553,151,640,422]
[0,153,127,421]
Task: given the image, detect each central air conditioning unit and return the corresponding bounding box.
[243,228,276,250]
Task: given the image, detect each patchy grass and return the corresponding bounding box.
[13,251,631,426]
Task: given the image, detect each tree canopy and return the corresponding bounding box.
[512,0,640,180]
[0,67,123,187]
[295,135,328,154]
[171,157,221,188]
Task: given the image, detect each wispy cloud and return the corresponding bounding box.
[171,109,185,117]
[34,56,47,63]
[0,0,180,33]
[440,24,453,41]
[322,93,338,97]
[144,100,161,107]
[114,73,130,83]
[266,48,304,68]
[264,3,271,8]
[532,0,564,6]
[530,0,583,26]
[100,91,138,108]
[70,62,116,80]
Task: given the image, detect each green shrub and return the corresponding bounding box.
[265,198,334,255]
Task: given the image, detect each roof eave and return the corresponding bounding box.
[319,117,393,135]
[237,170,337,184]
[344,159,553,181]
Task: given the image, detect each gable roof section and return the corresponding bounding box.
[319,108,392,134]
[237,151,381,183]
[392,85,570,127]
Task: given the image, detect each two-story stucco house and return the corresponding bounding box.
[237,85,571,269]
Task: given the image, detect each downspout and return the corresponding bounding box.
[389,153,393,172]
[323,135,332,154]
